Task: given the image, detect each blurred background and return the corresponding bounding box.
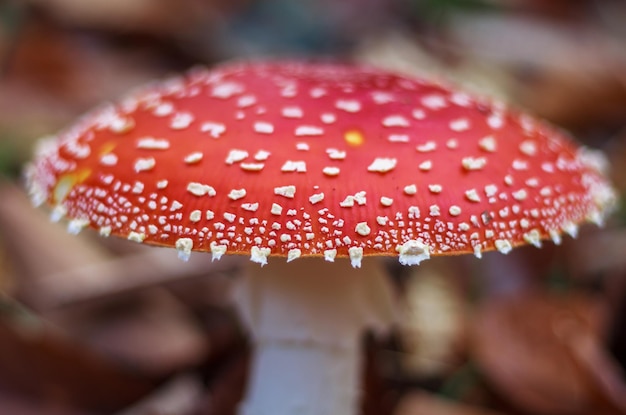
[1,0,626,414]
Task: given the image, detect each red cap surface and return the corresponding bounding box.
[27,61,617,266]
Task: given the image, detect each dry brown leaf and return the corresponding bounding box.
[472,292,626,415]
[395,391,509,415]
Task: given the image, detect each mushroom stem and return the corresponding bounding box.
[234,257,397,415]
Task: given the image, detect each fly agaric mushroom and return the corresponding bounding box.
[26,61,617,415]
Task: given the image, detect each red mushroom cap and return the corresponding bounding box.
[26,61,617,266]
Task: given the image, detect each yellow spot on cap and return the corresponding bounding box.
[53,169,91,204]
[344,130,364,147]
[99,142,117,155]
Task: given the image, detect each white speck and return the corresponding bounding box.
[156,180,168,189]
[523,230,542,248]
[280,84,297,97]
[250,246,271,266]
[282,106,303,118]
[99,226,111,237]
[190,210,202,222]
[495,239,513,254]
[321,113,336,123]
[485,185,498,197]
[309,193,324,204]
[271,203,283,215]
[512,189,528,201]
[377,216,389,226]
[225,149,248,164]
[478,136,497,152]
[170,200,183,211]
[274,185,296,198]
[137,137,170,150]
[134,157,156,172]
[421,94,447,110]
[206,210,215,220]
[397,240,430,265]
[210,242,227,261]
[526,178,539,187]
[416,141,436,152]
[539,186,552,197]
[371,91,394,104]
[473,244,482,259]
[504,175,514,185]
[429,205,441,216]
[100,154,118,166]
[108,116,134,134]
[408,206,420,219]
[223,212,236,223]
[310,87,327,98]
[428,184,442,194]
[446,139,459,149]
[296,142,310,151]
[335,99,361,112]
[353,191,367,205]
[382,115,410,127]
[340,196,355,207]
[550,229,562,245]
[211,82,243,99]
[254,121,274,134]
[355,222,371,236]
[412,109,426,119]
[324,249,337,262]
[241,203,259,212]
[287,249,301,262]
[368,158,397,173]
[128,232,146,243]
[323,166,340,176]
[487,113,504,129]
[419,160,432,171]
[562,221,578,238]
[462,157,487,171]
[184,152,203,164]
[241,162,265,171]
[175,238,193,261]
[349,247,363,268]
[450,92,472,107]
[132,181,144,194]
[154,102,174,117]
[201,122,226,138]
[295,126,324,136]
[388,134,410,143]
[187,182,216,197]
[228,188,247,200]
[404,184,417,195]
[520,140,538,156]
[67,218,89,235]
[254,150,271,161]
[465,189,481,202]
[449,205,462,216]
[237,95,257,108]
[450,118,470,132]
[380,197,393,206]
[327,149,346,160]
[170,112,194,129]
[512,159,529,170]
[281,160,307,172]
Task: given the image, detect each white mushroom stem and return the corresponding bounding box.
[234,257,398,415]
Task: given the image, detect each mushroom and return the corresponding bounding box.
[25,61,617,415]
